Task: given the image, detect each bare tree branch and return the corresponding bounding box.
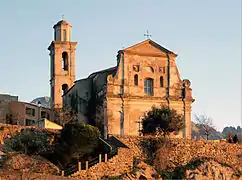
[194,114,213,140]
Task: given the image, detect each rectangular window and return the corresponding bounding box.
[41,111,46,118]
[25,119,35,126]
[144,78,154,96]
[41,111,50,119]
[26,107,35,116]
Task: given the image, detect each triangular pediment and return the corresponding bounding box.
[124,39,177,57]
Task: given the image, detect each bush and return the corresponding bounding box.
[5,128,51,155]
[140,137,172,164]
[60,122,100,156]
[47,122,101,167]
[142,105,185,137]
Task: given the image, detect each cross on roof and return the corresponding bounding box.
[61,14,65,20]
[144,30,152,39]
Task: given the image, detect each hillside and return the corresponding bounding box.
[119,136,242,179]
[0,124,241,179]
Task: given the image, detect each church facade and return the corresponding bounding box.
[48,20,195,139]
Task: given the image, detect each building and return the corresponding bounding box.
[9,101,50,126]
[0,94,18,123]
[48,20,77,109]
[33,118,62,130]
[49,20,195,139]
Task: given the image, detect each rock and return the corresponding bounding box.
[2,153,59,175]
[185,160,241,180]
[120,161,162,180]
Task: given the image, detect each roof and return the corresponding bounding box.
[88,66,117,79]
[31,96,51,108]
[123,39,177,56]
[0,94,18,101]
[12,101,50,110]
[53,20,72,28]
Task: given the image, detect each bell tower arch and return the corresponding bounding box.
[48,20,78,108]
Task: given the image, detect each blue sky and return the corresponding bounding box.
[0,0,241,131]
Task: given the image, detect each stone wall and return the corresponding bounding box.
[117,136,242,175]
[155,138,242,173]
[71,147,134,179]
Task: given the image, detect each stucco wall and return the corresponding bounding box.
[63,78,92,123]
[106,40,194,139]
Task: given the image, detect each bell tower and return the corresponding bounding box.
[48,20,77,108]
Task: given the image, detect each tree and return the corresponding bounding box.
[49,122,101,167]
[142,105,185,137]
[60,122,100,156]
[51,107,78,126]
[194,114,213,140]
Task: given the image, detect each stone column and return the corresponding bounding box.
[184,103,192,139]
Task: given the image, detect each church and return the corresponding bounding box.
[48,19,195,139]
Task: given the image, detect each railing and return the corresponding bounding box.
[61,148,118,177]
[63,165,78,176]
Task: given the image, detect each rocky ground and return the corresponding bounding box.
[119,136,242,179]
[116,161,162,180]
[0,152,72,180]
[0,134,241,179]
[185,160,242,180]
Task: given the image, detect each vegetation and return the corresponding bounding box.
[51,107,78,126]
[5,128,52,155]
[222,126,242,140]
[3,108,101,169]
[47,121,101,168]
[194,114,213,140]
[139,136,172,164]
[142,105,185,137]
[60,122,100,158]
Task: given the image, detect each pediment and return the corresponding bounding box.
[124,39,177,57]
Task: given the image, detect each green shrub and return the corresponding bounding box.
[5,128,51,155]
[60,122,100,157]
[142,105,185,137]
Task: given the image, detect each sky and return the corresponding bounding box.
[0,0,241,131]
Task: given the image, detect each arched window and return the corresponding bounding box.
[63,30,67,41]
[134,74,138,86]
[160,76,164,87]
[62,52,68,71]
[144,78,154,96]
[62,84,69,95]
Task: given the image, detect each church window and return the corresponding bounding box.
[63,30,67,41]
[62,84,69,95]
[134,74,138,86]
[144,78,154,96]
[62,52,68,71]
[160,76,164,87]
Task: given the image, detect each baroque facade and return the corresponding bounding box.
[49,20,195,139]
